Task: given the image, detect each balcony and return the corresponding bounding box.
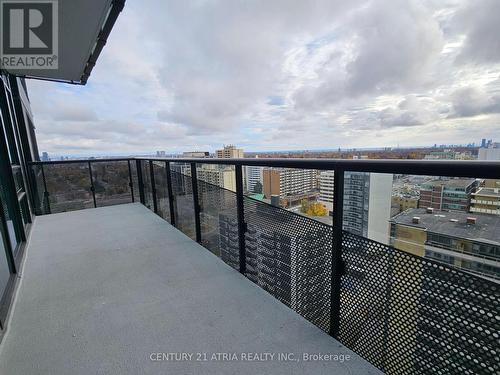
[0,158,497,374]
[0,203,380,374]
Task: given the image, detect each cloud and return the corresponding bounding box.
[448,86,500,117]
[455,0,500,63]
[25,0,500,156]
[51,105,98,122]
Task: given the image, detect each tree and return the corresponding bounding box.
[253,181,263,194]
[300,199,327,216]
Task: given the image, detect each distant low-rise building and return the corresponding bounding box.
[390,208,500,281]
[423,149,474,160]
[478,143,500,160]
[470,188,500,216]
[419,178,478,212]
[391,195,419,214]
[182,151,210,158]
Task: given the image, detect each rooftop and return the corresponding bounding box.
[473,188,500,198]
[421,178,477,188]
[0,204,379,375]
[391,208,500,244]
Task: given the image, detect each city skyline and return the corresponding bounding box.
[26,0,500,155]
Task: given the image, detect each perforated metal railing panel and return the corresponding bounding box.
[170,169,196,241]
[340,231,499,375]
[43,163,93,213]
[91,161,132,207]
[197,179,238,268]
[243,196,332,332]
[152,162,171,223]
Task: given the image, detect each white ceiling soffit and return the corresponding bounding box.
[0,0,125,85]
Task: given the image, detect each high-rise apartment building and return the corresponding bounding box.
[216,145,244,159]
[343,172,393,244]
[219,211,331,330]
[318,171,334,212]
[419,178,478,211]
[245,165,263,193]
[196,165,236,192]
[262,168,317,205]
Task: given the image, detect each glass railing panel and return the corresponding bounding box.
[170,163,196,241]
[140,161,153,210]
[152,161,171,223]
[43,163,93,213]
[91,161,132,207]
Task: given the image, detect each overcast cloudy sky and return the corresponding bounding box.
[27,0,500,156]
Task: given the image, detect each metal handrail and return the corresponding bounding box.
[31,157,500,178]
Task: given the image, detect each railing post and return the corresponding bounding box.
[40,163,51,214]
[88,161,97,208]
[165,161,176,226]
[136,160,145,205]
[149,160,158,214]
[127,160,135,203]
[329,168,345,338]
[190,162,202,243]
[235,164,246,274]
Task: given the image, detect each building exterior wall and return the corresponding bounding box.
[245,165,263,193]
[367,173,393,244]
[478,146,500,160]
[343,172,392,244]
[390,211,500,281]
[389,223,426,257]
[470,188,500,215]
[419,179,477,212]
[392,196,419,213]
[262,168,316,199]
[216,145,244,159]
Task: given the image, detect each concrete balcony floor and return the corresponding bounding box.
[0,204,380,374]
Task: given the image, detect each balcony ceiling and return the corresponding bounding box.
[4,0,123,84]
[0,204,380,375]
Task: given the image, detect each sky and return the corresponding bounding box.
[27,0,500,156]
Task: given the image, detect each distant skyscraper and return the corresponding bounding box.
[41,152,49,161]
[481,138,486,148]
[156,151,166,157]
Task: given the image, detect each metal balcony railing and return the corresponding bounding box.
[28,157,500,375]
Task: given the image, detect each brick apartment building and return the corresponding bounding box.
[419,178,479,212]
